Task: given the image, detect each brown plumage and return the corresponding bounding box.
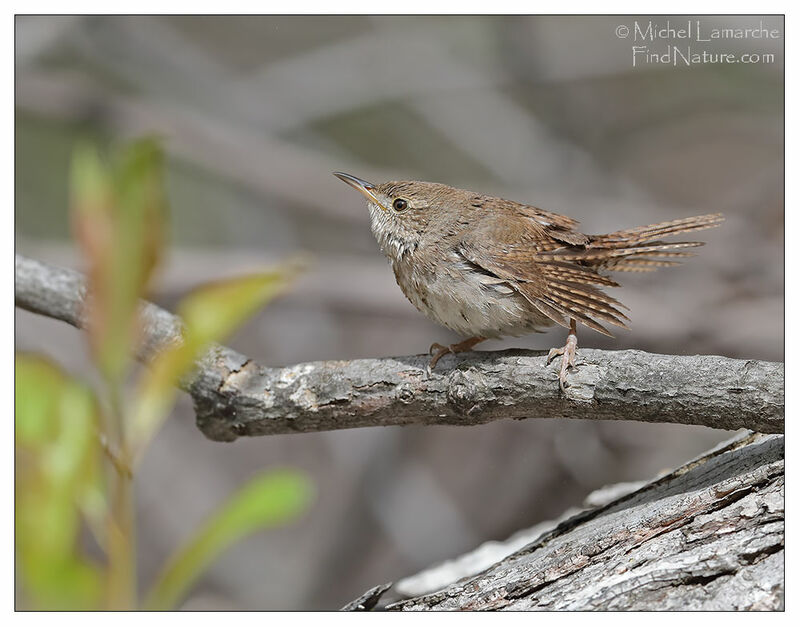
[333,172,723,387]
[460,211,724,337]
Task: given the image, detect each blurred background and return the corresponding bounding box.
[15,15,783,609]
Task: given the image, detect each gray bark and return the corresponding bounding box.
[16,254,784,442]
[347,431,784,611]
[339,584,394,612]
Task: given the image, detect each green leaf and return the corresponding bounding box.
[128,268,298,459]
[17,549,104,610]
[15,355,63,445]
[178,272,295,349]
[15,354,104,609]
[15,355,101,488]
[144,470,313,610]
[70,138,168,385]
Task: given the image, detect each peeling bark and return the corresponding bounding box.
[353,432,783,611]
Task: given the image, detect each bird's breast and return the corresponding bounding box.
[390,250,552,338]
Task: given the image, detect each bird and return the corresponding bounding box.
[333,172,723,390]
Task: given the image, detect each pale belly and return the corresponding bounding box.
[391,258,553,339]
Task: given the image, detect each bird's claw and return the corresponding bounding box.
[426,337,486,376]
[428,344,452,373]
[548,330,578,392]
[546,346,564,365]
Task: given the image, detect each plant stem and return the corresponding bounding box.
[105,382,136,609]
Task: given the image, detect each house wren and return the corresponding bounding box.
[334,172,723,389]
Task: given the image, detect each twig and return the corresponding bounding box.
[16,254,784,442]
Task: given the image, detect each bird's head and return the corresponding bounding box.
[334,172,465,260]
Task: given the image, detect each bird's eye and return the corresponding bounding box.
[392,198,408,212]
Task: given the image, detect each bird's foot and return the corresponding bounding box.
[427,336,485,375]
[547,322,578,392]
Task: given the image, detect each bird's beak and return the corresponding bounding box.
[333,172,385,210]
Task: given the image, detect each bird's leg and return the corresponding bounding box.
[428,336,485,372]
[547,319,578,392]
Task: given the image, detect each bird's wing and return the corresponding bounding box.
[459,213,629,336]
[468,195,581,235]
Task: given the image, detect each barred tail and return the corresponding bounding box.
[591,213,725,247]
[537,213,723,273]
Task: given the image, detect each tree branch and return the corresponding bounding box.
[16,254,784,442]
[347,431,784,611]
